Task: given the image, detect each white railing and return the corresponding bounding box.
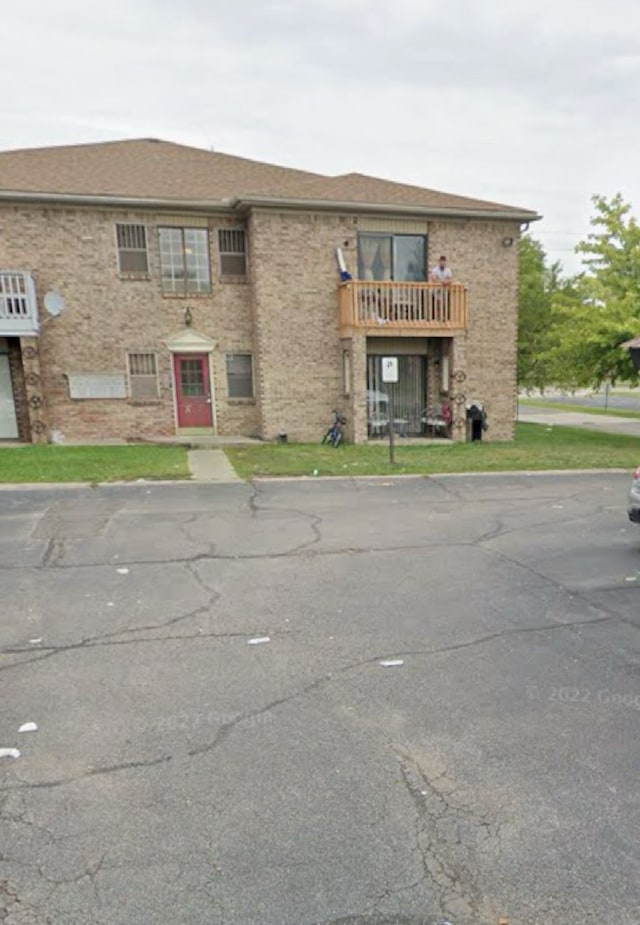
[0,271,39,334]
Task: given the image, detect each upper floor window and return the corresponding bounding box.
[358,233,426,282]
[116,223,149,276]
[218,228,247,276]
[159,227,211,294]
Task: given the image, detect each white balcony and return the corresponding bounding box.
[0,271,39,335]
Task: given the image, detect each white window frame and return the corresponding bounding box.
[115,223,149,276]
[126,351,160,401]
[218,228,247,277]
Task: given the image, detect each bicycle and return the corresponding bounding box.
[322,410,347,447]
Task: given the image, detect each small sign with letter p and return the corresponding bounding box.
[381,357,398,383]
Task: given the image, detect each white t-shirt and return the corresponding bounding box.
[431,264,452,282]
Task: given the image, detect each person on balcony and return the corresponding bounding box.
[430,255,452,285]
[429,256,452,321]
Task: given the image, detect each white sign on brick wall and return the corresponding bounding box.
[67,374,127,400]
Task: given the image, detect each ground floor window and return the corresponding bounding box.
[366,354,426,436]
[226,353,254,399]
[127,352,159,401]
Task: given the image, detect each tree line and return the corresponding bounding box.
[518,194,640,391]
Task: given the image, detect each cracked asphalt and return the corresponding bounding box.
[1,471,640,925]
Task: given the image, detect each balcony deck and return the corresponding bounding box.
[0,271,39,336]
[339,280,467,337]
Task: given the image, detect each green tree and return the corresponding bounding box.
[546,194,640,387]
[517,235,563,390]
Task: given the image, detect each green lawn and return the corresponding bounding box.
[519,398,640,419]
[0,444,190,483]
[1,424,638,484]
[226,423,640,479]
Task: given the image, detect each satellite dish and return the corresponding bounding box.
[44,291,65,317]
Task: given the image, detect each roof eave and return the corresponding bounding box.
[0,188,542,224]
[231,194,542,223]
[0,190,234,212]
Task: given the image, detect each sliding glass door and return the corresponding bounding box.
[366,354,426,436]
[358,234,426,282]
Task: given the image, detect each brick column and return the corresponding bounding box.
[19,337,47,444]
[350,332,367,443]
[449,335,468,443]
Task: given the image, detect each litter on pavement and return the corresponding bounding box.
[248,636,271,645]
[0,748,20,759]
[19,722,38,733]
[379,659,404,668]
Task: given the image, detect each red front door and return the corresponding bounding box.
[173,354,213,428]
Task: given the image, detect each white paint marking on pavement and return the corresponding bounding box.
[18,722,38,733]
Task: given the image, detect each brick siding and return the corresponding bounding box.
[0,203,520,444]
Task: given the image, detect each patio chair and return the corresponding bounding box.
[368,410,390,437]
[421,406,450,437]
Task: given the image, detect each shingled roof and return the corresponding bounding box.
[0,138,539,219]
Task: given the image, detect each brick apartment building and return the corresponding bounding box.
[0,139,539,445]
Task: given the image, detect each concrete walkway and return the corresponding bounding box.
[518,405,640,438]
[187,448,242,482]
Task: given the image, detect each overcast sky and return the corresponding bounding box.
[3,0,640,275]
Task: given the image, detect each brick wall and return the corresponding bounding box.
[248,209,357,441]
[0,205,259,441]
[427,220,521,440]
[0,203,521,444]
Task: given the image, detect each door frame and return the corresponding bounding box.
[0,345,19,440]
[166,329,217,434]
[366,352,427,437]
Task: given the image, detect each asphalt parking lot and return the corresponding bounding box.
[1,472,640,925]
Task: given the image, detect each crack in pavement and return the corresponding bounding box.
[392,745,497,923]
[3,754,173,794]
[479,540,640,633]
[1,555,230,672]
[40,537,65,569]
[1,610,620,794]
[0,627,292,672]
[186,673,329,758]
[1,503,615,574]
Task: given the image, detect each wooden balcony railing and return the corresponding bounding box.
[339,280,467,336]
[0,271,39,335]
